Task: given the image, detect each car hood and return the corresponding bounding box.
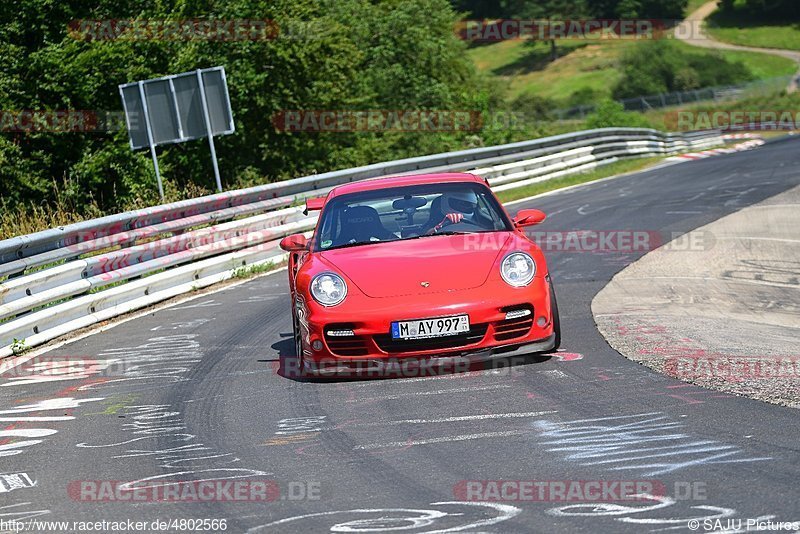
[320,233,512,298]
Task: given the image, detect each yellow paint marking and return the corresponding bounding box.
[261,432,320,446]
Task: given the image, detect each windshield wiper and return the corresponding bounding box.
[322,241,373,251]
[323,231,471,250]
[404,231,470,241]
[323,238,403,251]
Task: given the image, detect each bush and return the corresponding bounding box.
[566,87,603,107]
[612,41,754,99]
[585,100,653,129]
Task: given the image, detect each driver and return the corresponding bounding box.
[425,190,478,234]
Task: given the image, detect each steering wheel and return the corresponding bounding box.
[425,213,468,235]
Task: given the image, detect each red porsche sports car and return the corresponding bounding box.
[279,172,560,376]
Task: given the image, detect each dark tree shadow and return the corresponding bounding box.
[491,42,589,76]
[707,7,800,30]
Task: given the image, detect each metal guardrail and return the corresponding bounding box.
[0,127,723,357]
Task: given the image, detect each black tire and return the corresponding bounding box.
[292,307,306,377]
[548,277,561,351]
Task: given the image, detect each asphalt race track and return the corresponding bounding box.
[1,137,798,533]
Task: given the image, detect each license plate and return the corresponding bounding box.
[391,315,470,340]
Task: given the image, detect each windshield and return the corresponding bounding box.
[314,182,512,251]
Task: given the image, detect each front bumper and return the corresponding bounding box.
[304,334,557,376]
[297,275,555,371]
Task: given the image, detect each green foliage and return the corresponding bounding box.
[11,338,28,355]
[509,93,557,121]
[452,0,687,19]
[0,0,503,225]
[718,0,799,18]
[612,40,755,99]
[590,0,688,19]
[708,0,800,51]
[232,260,277,279]
[566,87,602,107]
[585,99,652,129]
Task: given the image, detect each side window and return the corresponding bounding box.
[474,191,505,230]
[319,206,343,249]
[475,194,492,219]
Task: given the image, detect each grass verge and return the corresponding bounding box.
[469,40,633,103]
[706,6,800,52]
[671,41,797,80]
[468,38,796,106]
[232,261,279,279]
[642,90,800,130]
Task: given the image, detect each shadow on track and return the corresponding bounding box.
[265,332,553,382]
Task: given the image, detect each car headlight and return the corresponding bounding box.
[310,272,348,306]
[500,252,536,287]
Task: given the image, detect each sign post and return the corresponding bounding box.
[196,70,222,193]
[119,67,235,201]
[136,81,165,201]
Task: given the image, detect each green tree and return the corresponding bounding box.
[0,0,494,215]
[587,0,688,19]
[513,0,590,61]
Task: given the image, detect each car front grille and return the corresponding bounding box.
[373,324,489,354]
[493,316,534,341]
[324,334,370,356]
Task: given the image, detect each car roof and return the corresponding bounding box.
[327,172,484,198]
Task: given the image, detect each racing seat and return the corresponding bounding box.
[335,206,397,245]
[420,196,444,234]
[420,193,479,234]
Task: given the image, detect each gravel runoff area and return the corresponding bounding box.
[593,183,800,407]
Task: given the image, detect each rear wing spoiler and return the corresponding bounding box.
[303,197,325,215]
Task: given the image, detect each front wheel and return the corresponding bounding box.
[549,277,561,351]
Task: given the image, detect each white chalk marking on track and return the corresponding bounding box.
[717,236,800,244]
[346,384,510,402]
[170,299,221,310]
[352,411,557,427]
[246,501,520,533]
[346,369,509,386]
[0,429,58,438]
[354,430,530,450]
[0,416,75,422]
[0,267,288,375]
